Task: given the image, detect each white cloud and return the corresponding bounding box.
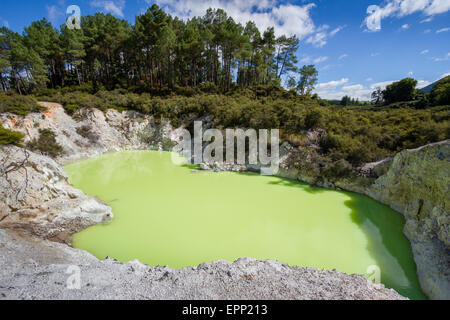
[436,27,450,33]
[417,80,432,88]
[306,30,328,47]
[91,0,126,17]
[313,56,328,64]
[300,55,328,64]
[343,84,365,91]
[46,5,64,22]
[424,29,432,33]
[151,0,340,46]
[364,0,450,31]
[421,49,429,54]
[440,72,450,79]
[420,17,433,23]
[433,52,450,62]
[408,71,414,76]
[306,24,344,47]
[315,78,349,90]
[338,54,348,60]
[315,78,372,100]
[329,26,344,37]
[313,77,433,100]
[401,23,409,29]
[370,80,398,90]
[152,0,315,39]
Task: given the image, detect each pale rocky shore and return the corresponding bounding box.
[0,103,448,299]
[0,230,405,300]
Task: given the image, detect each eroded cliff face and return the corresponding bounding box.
[0,103,448,299]
[0,102,175,165]
[0,145,112,244]
[367,142,450,300]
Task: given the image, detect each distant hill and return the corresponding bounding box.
[420,75,450,93]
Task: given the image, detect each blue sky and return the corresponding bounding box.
[1,0,449,100]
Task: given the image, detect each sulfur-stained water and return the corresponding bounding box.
[65,150,427,299]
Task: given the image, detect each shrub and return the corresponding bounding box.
[320,133,342,153]
[323,159,353,178]
[76,125,99,144]
[430,82,450,106]
[27,129,64,158]
[0,125,24,146]
[0,93,42,115]
[383,78,418,104]
[304,110,323,129]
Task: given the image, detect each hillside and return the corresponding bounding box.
[421,75,450,93]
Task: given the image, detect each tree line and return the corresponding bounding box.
[371,77,450,107]
[0,4,318,95]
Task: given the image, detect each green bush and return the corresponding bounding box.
[304,110,323,129]
[323,159,353,178]
[0,93,42,115]
[383,78,418,104]
[431,82,450,106]
[320,133,342,153]
[0,125,24,146]
[27,129,64,158]
[76,125,99,144]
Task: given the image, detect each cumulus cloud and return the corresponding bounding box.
[421,49,429,54]
[338,54,348,60]
[91,0,126,17]
[313,79,414,100]
[401,23,409,29]
[370,80,398,89]
[363,0,450,31]
[150,0,341,46]
[315,78,349,90]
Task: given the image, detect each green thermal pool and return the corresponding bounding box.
[65,150,426,299]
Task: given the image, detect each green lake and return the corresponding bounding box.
[65,150,427,299]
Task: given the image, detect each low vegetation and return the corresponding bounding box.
[0,93,42,115]
[27,129,64,158]
[34,85,449,166]
[1,77,448,166]
[0,124,24,146]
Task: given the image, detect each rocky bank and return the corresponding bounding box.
[0,229,404,300]
[0,103,448,299]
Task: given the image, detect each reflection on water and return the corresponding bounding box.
[65,150,427,300]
